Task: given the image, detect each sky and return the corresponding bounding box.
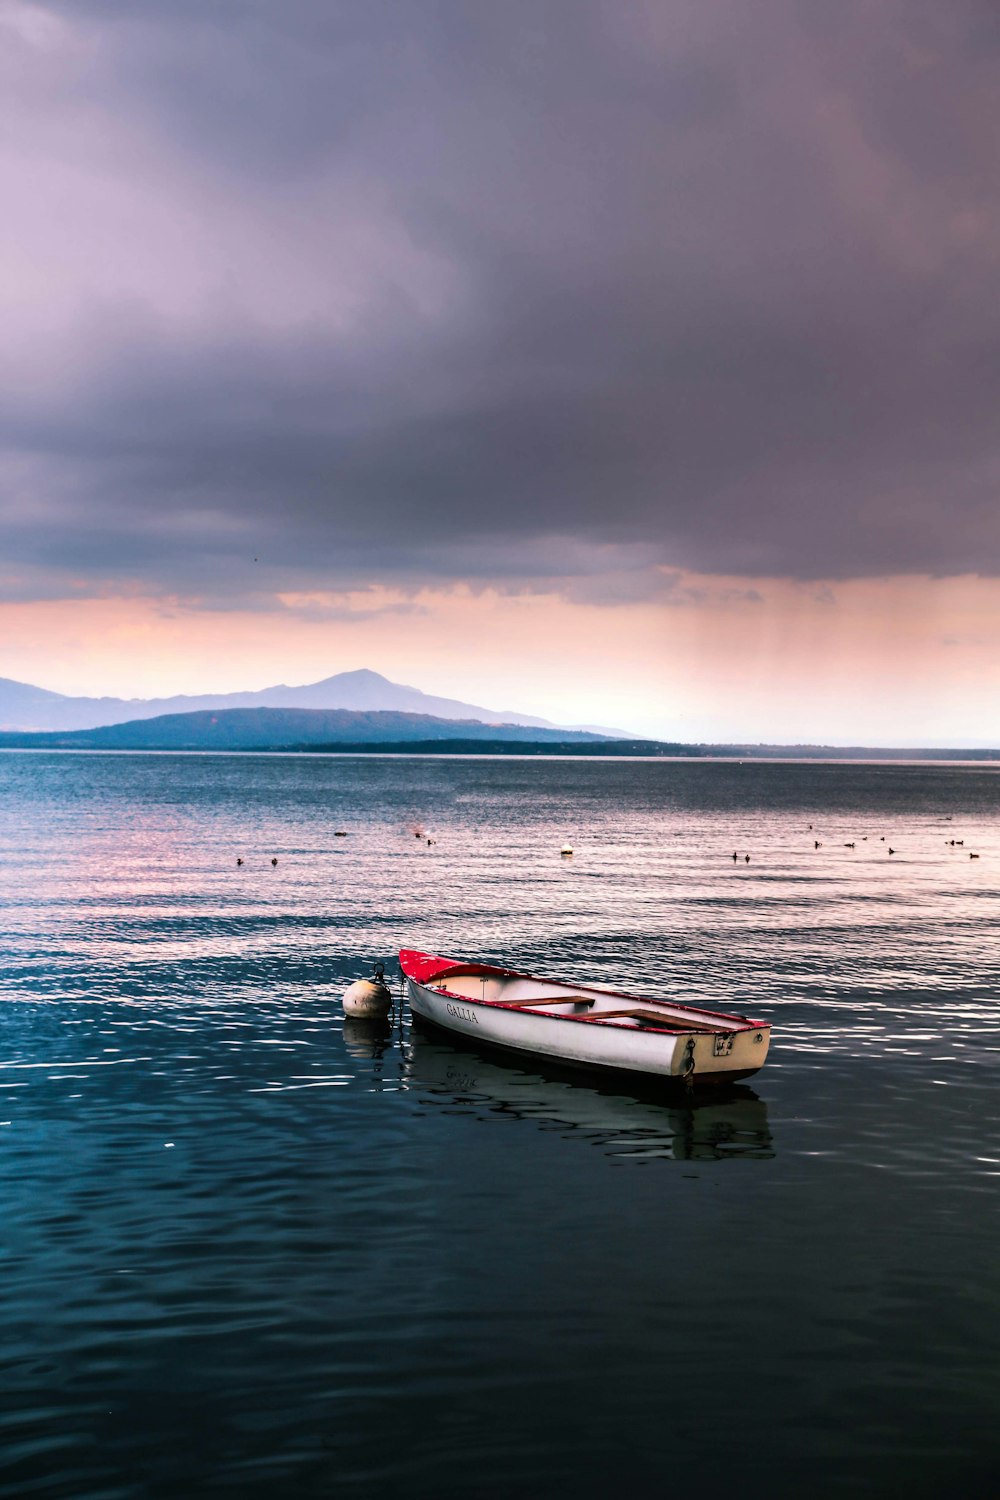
[2,0,1000,743]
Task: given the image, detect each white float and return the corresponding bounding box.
[343,962,393,1018]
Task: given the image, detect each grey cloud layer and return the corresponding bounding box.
[4,0,1000,605]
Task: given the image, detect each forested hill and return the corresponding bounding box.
[0,707,614,751]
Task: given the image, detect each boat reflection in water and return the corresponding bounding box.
[404,1025,774,1163]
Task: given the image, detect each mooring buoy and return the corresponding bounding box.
[343,961,393,1019]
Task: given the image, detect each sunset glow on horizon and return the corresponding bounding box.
[4,570,1000,745]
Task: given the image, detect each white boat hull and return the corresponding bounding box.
[400,950,771,1084]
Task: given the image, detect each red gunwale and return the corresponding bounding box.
[398,948,768,1033]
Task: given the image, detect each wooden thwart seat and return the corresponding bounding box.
[579,1008,686,1029]
[582,1008,722,1032]
[495,994,597,1008]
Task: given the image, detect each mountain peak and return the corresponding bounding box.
[313,668,391,687]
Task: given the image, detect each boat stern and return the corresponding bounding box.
[673,1021,771,1081]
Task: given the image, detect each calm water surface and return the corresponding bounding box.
[0,752,998,1498]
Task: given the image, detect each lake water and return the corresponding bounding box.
[1,751,998,1499]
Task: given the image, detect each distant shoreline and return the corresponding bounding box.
[2,743,1000,765]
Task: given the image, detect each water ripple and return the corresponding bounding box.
[0,753,999,1498]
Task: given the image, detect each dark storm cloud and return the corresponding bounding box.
[5,0,1000,605]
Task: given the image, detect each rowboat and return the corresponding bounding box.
[399,948,772,1085]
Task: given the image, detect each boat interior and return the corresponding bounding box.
[429,970,740,1033]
